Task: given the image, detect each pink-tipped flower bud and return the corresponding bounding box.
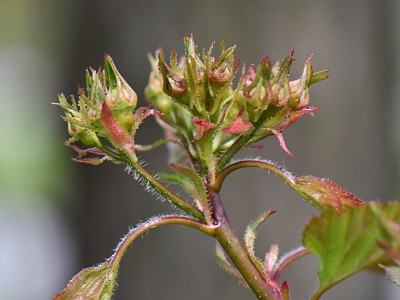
[103,55,138,133]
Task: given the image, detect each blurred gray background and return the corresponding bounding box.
[2,0,400,299]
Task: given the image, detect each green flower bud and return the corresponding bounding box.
[57,93,103,148]
[68,122,103,148]
[158,54,187,100]
[103,55,138,132]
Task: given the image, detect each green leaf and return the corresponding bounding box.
[309,69,329,86]
[157,171,202,209]
[303,202,400,299]
[167,163,212,223]
[244,211,276,273]
[52,260,116,300]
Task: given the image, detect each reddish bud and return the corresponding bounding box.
[101,102,136,161]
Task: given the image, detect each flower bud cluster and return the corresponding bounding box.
[58,55,140,163]
[145,35,328,161]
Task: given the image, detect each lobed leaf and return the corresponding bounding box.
[303,202,400,299]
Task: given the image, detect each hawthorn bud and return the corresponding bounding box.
[103,55,138,132]
[58,93,103,148]
[209,46,236,94]
[158,54,187,101]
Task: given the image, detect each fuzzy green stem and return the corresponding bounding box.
[209,189,282,300]
[111,215,216,271]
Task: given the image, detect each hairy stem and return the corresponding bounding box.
[212,159,295,192]
[209,189,282,300]
[111,215,216,271]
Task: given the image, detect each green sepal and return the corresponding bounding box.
[309,69,329,86]
[103,55,118,89]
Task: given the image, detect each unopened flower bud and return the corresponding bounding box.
[209,46,236,87]
[58,93,103,148]
[103,55,138,132]
[158,54,187,102]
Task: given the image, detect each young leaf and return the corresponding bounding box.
[293,175,364,211]
[52,260,116,300]
[303,202,400,299]
[381,263,400,287]
[213,159,363,212]
[157,171,204,211]
[244,210,276,274]
[167,163,212,223]
[280,281,291,300]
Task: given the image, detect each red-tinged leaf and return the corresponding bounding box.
[271,106,319,133]
[293,175,364,211]
[303,202,400,299]
[264,244,279,278]
[62,143,105,157]
[250,144,264,150]
[101,102,136,160]
[269,129,293,156]
[71,156,108,165]
[222,116,254,134]
[381,262,400,287]
[193,116,215,140]
[134,106,162,125]
[53,260,116,300]
[280,281,291,300]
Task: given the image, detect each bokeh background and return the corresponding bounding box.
[2,0,400,299]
